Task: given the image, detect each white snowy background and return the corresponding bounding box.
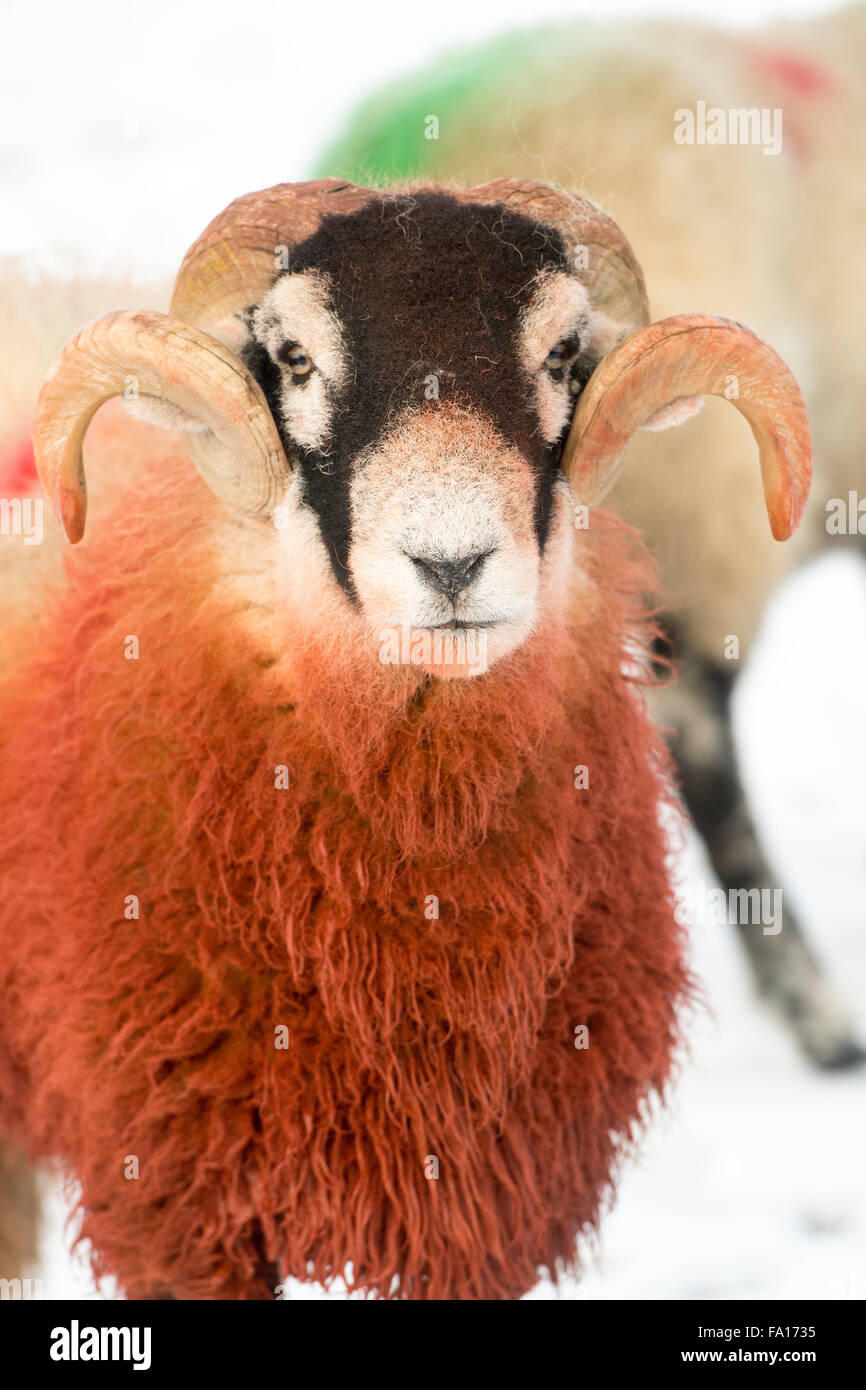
[4,0,863,1300]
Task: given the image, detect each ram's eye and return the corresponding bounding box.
[277,341,313,378]
[544,335,580,374]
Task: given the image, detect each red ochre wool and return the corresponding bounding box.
[0,422,689,1300]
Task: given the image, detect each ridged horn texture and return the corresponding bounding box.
[563,314,812,541]
[454,178,651,334]
[169,177,650,338]
[170,177,375,329]
[33,310,288,543]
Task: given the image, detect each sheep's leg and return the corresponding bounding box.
[0,1139,41,1287]
[655,641,865,1070]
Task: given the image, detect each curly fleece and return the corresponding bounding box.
[0,419,688,1301]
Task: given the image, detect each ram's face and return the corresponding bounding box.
[240,194,602,676]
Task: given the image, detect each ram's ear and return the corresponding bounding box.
[590,309,630,358]
[121,311,254,433]
[208,311,255,356]
[589,311,704,433]
[640,395,704,431]
[123,395,208,431]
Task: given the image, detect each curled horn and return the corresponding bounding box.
[457,178,650,333]
[456,184,810,541]
[33,310,289,543]
[170,177,373,329]
[562,314,812,541]
[34,181,371,544]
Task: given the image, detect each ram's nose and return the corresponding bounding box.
[407,549,494,600]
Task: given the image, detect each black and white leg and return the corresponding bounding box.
[653,632,865,1070]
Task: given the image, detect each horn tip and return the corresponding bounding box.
[768,489,804,542]
[58,485,85,544]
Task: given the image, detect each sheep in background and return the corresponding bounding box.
[0,267,169,657]
[317,6,866,1068]
[0,178,809,1299]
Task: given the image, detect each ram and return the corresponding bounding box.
[0,179,808,1300]
[319,5,866,1068]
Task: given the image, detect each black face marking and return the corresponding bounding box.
[569,356,593,396]
[545,334,580,379]
[243,193,582,596]
[240,330,284,414]
[542,332,596,404]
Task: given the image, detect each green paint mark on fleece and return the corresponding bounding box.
[315,28,561,184]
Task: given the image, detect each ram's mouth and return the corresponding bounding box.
[427,618,504,631]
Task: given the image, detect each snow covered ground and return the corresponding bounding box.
[6,0,864,1302]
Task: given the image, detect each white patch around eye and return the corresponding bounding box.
[251,272,347,455]
[517,269,633,444]
[518,271,598,445]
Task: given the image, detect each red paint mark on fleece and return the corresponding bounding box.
[748,46,839,166]
[0,432,38,495]
[751,49,838,100]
